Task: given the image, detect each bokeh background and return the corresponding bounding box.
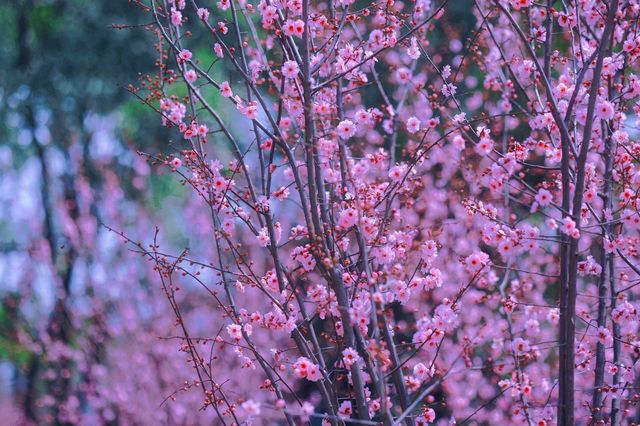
[0,1,218,424]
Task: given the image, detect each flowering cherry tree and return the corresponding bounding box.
[132,0,640,424]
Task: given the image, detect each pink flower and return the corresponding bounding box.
[497,238,516,259]
[237,101,258,119]
[396,67,412,83]
[177,49,192,62]
[415,408,436,425]
[510,0,533,10]
[442,65,452,80]
[283,19,305,37]
[342,347,360,368]
[213,43,224,58]
[465,252,489,273]
[441,83,457,97]
[452,134,465,150]
[597,326,613,346]
[300,401,315,421]
[596,100,614,120]
[406,116,421,134]
[353,109,372,127]
[220,81,233,97]
[512,337,530,354]
[241,400,261,417]
[407,37,421,59]
[306,364,322,382]
[293,358,308,374]
[197,7,210,20]
[475,137,493,155]
[560,217,580,239]
[257,228,270,246]
[226,323,242,340]
[388,164,407,181]
[604,237,616,253]
[424,408,436,422]
[281,60,300,79]
[170,8,182,26]
[338,208,358,228]
[184,69,197,83]
[525,319,540,337]
[420,240,438,265]
[337,120,356,139]
[338,401,352,418]
[413,362,433,380]
[535,188,553,207]
[547,308,560,324]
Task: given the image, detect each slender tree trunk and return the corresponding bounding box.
[610,261,621,425]
[592,126,614,421]
[558,1,619,424]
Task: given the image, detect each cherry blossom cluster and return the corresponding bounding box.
[133,0,640,424]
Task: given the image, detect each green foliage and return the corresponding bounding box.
[1,0,159,148]
[0,300,31,365]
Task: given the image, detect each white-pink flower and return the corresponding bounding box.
[184,69,197,83]
[342,347,360,368]
[535,188,553,207]
[338,208,358,228]
[226,323,243,340]
[413,362,434,380]
[406,116,421,134]
[214,43,224,58]
[197,7,210,20]
[337,120,356,139]
[171,8,182,26]
[241,400,261,416]
[560,217,580,239]
[407,37,421,59]
[475,137,493,155]
[465,251,489,273]
[338,401,352,419]
[281,60,300,79]
[441,83,457,97]
[306,364,322,381]
[178,49,192,62]
[597,326,613,346]
[282,19,305,37]
[596,100,615,120]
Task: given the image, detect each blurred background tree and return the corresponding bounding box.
[0,1,206,424]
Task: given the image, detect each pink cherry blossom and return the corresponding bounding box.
[219,81,233,97]
[336,119,356,139]
[75,1,640,424]
[281,60,299,79]
[406,116,421,134]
